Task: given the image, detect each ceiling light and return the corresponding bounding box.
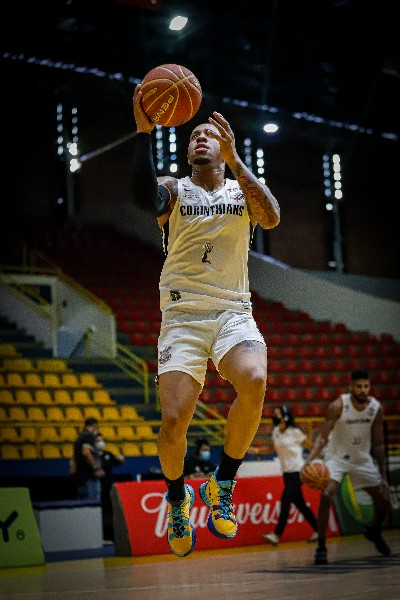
[169,16,188,31]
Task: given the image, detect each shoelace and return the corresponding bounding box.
[216,486,233,520]
[169,504,190,538]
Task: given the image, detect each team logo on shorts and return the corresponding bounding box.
[170,289,181,301]
[159,345,172,365]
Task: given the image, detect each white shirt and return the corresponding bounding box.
[159,176,254,313]
[325,393,380,464]
[272,425,307,473]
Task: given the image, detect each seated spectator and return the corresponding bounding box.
[184,439,216,479]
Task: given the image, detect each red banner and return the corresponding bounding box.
[115,476,340,556]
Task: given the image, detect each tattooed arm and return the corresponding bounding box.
[208,112,280,230]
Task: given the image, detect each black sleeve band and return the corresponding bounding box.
[132,132,158,210]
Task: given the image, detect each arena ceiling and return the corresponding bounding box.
[3,0,399,144]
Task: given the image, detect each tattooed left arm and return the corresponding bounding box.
[207,111,280,230]
[230,157,280,229]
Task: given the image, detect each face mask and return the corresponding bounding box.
[200,450,211,461]
[95,440,105,450]
[272,416,282,426]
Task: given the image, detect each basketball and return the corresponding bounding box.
[140,64,202,127]
[301,462,330,490]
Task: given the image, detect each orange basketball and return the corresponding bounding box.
[140,64,202,127]
[301,462,330,490]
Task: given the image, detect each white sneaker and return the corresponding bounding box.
[261,532,279,546]
[308,531,319,543]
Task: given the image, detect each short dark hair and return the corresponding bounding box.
[85,417,98,427]
[279,405,295,426]
[351,369,369,381]
[195,438,210,451]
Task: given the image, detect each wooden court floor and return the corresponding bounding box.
[1,529,399,600]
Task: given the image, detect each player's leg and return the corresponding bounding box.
[362,484,391,556]
[218,339,267,458]
[200,334,267,539]
[315,478,340,564]
[158,370,201,557]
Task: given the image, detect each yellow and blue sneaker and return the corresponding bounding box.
[199,468,237,539]
[165,484,196,557]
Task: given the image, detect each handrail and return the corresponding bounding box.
[85,326,150,404]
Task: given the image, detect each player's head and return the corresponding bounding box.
[187,122,224,168]
[350,369,370,403]
[273,404,294,427]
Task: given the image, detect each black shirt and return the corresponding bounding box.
[73,429,96,485]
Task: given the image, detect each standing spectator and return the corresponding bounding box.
[262,405,318,545]
[303,369,391,565]
[132,82,280,558]
[94,432,125,541]
[72,417,104,502]
[184,439,216,479]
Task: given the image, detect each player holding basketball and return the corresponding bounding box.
[131,84,280,557]
[302,369,391,565]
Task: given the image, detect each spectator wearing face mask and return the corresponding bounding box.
[72,417,105,502]
[94,433,125,542]
[261,405,318,546]
[184,439,216,479]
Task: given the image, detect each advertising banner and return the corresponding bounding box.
[0,488,45,568]
[114,476,339,556]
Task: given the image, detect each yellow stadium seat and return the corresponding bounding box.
[0,373,6,386]
[41,444,62,459]
[136,424,157,439]
[105,443,122,456]
[61,373,80,387]
[59,426,78,442]
[36,358,69,372]
[47,406,65,422]
[1,444,21,459]
[61,444,73,458]
[6,372,25,387]
[21,444,38,459]
[0,389,15,404]
[34,389,53,405]
[93,389,113,405]
[3,358,34,371]
[40,426,60,442]
[72,390,91,405]
[27,406,47,421]
[142,441,158,456]
[100,425,117,441]
[42,373,62,387]
[25,373,43,387]
[83,406,102,421]
[1,427,20,442]
[65,406,84,422]
[117,425,138,441]
[120,405,142,420]
[20,426,38,442]
[54,389,72,405]
[9,406,27,421]
[0,343,20,356]
[80,373,101,388]
[15,389,34,404]
[122,442,141,456]
[102,406,121,421]
[0,407,8,420]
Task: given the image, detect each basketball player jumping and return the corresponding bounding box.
[303,369,391,565]
[131,83,280,557]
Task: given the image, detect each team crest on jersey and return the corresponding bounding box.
[159,345,172,365]
[170,289,181,301]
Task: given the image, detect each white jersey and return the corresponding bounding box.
[159,176,254,313]
[325,393,381,465]
[272,425,307,473]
